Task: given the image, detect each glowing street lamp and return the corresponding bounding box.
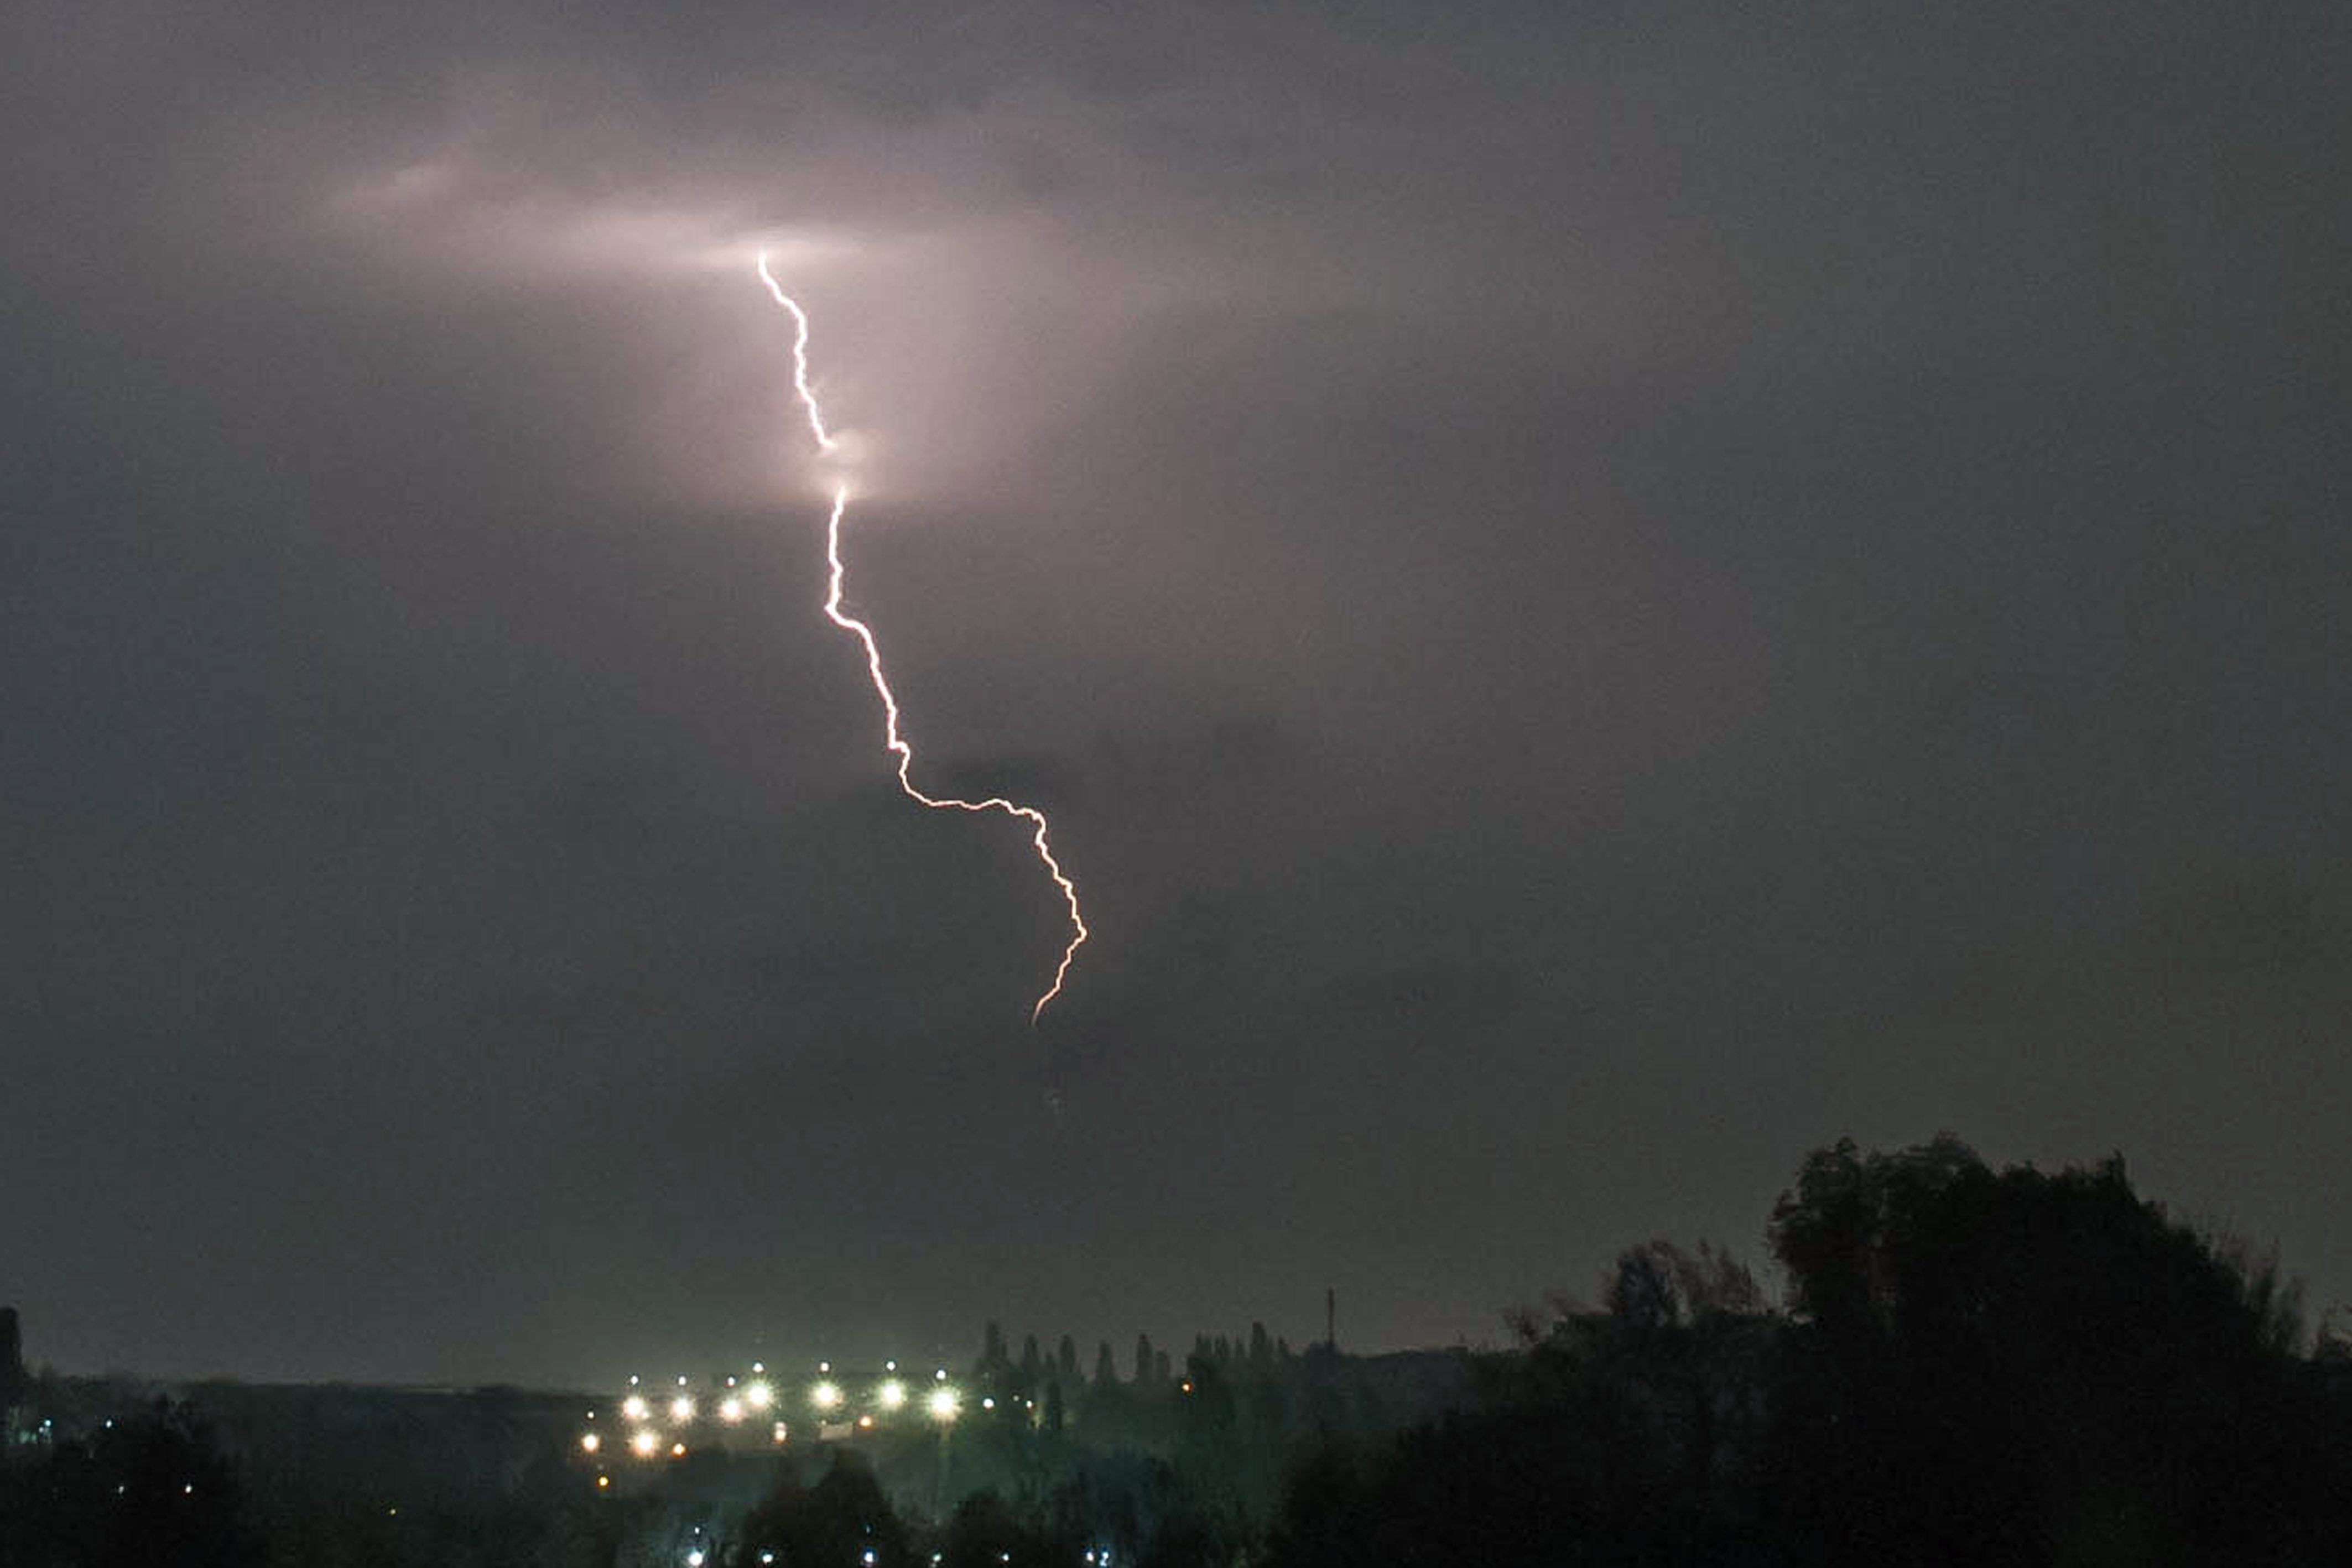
[877,1379,907,1411]
[811,1380,843,1411]
[927,1385,959,1421]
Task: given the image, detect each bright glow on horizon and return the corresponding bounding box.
[756,249,1089,1020]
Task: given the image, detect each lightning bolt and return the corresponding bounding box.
[757,251,1089,1021]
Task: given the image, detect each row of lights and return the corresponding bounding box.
[584,1361,969,1467]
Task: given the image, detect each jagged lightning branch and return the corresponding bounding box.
[757,251,1088,1020]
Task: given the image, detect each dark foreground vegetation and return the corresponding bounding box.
[7,1137,2349,1565]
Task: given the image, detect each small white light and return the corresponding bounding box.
[878,1379,907,1411]
[669,1396,695,1424]
[580,1433,601,1454]
[622,1395,650,1423]
[811,1380,843,1410]
[719,1397,745,1424]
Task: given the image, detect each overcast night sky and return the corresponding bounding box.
[4,2,2347,1388]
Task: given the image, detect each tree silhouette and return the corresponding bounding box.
[2,1399,259,1568]
[0,1306,27,1417]
[733,1449,911,1568]
[1767,1136,2338,1565]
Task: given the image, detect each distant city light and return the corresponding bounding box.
[596,1475,610,1491]
[981,1397,995,1410]
[622,1395,650,1423]
[857,1414,875,1430]
[669,1395,695,1424]
[772,1421,789,1445]
[579,1432,601,1454]
[811,1380,843,1411]
[928,1386,959,1420]
[670,1441,686,1458]
[878,1379,907,1410]
[745,1381,773,1409]
[719,1397,745,1424]
[631,1430,659,1457]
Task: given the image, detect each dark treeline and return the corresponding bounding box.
[7,1136,2350,1565]
[1267,1136,2352,1566]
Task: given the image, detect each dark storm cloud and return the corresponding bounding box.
[3,1,2348,1383]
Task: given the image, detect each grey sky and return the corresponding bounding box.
[4,1,2346,1384]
